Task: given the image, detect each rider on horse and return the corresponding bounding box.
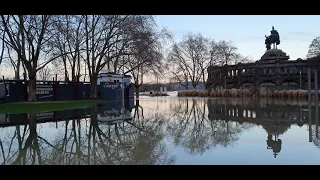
[265,26,281,50]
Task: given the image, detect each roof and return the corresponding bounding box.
[98,73,131,78]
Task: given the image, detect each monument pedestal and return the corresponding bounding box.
[258,49,290,63]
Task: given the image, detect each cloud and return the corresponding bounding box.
[280,32,316,42]
[237,32,317,43]
[237,36,264,42]
[286,31,316,37]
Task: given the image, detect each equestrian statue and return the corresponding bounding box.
[265,26,281,51]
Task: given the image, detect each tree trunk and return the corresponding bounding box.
[15,58,21,80]
[135,85,140,99]
[15,71,20,80]
[202,72,206,85]
[90,74,98,99]
[72,66,76,82]
[193,83,197,90]
[28,111,42,164]
[28,112,37,135]
[28,75,37,102]
[63,59,69,81]
[184,84,188,90]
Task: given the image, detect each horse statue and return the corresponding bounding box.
[265,35,271,50]
[265,26,281,50]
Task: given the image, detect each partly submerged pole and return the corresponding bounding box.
[315,70,318,106]
[299,69,302,89]
[122,54,125,122]
[308,68,312,107]
[316,70,319,138]
[308,68,312,142]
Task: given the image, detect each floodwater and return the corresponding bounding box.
[1,97,320,165]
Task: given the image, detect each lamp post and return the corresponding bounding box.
[122,53,125,114]
[122,47,129,122]
[299,69,302,89]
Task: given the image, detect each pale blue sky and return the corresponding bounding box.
[155,15,320,60]
[1,15,319,79]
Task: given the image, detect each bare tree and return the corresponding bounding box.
[167,33,209,89]
[0,44,23,79]
[82,15,168,99]
[307,36,320,58]
[0,28,23,79]
[50,15,86,82]
[210,40,239,66]
[83,15,132,99]
[0,15,73,101]
[38,65,52,81]
[194,34,210,83]
[169,61,190,90]
[0,27,4,65]
[125,24,170,98]
[234,55,253,64]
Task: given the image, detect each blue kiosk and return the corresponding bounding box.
[97,73,134,102]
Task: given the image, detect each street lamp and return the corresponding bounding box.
[299,69,302,90]
[122,54,125,108]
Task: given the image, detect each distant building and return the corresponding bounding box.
[169,82,205,91]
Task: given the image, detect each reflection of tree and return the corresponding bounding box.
[0,104,175,165]
[0,112,42,165]
[179,99,212,155]
[209,120,248,147]
[16,112,42,165]
[122,104,175,165]
[167,98,253,156]
[167,99,194,146]
[133,100,144,121]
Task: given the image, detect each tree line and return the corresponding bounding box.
[0,15,171,101]
[166,33,252,90]
[0,15,253,102]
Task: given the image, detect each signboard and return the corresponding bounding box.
[36,85,54,101]
[98,101,122,116]
[97,102,132,123]
[36,112,54,121]
[98,82,123,101]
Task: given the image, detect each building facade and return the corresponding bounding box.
[207,49,320,90]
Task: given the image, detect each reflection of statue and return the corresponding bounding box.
[265,26,281,49]
[266,134,282,158]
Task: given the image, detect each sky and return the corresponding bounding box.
[155,15,320,60]
[1,15,320,80]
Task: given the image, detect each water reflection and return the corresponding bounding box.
[166,98,253,156]
[207,98,320,159]
[267,135,281,158]
[0,100,175,165]
[1,97,320,164]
